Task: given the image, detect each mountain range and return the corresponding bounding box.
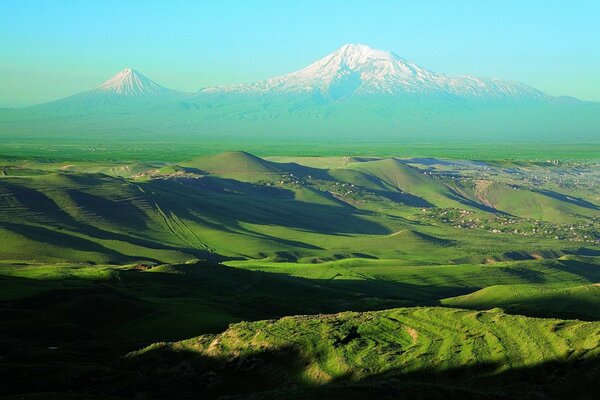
[1,44,598,141]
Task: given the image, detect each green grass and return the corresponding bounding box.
[344,158,459,207]
[479,182,598,223]
[1,257,600,398]
[443,283,600,320]
[121,306,600,399]
[226,256,600,316]
[0,151,599,399]
[1,140,600,162]
[2,151,596,265]
[182,151,284,180]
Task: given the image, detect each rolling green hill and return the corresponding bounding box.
[343,158,457,206]
[0,152,597,265]
[2,257,599,399]
[473,181,599,223]
[1,152,599,399]
[183,151,282,179]
[443,283,600,320]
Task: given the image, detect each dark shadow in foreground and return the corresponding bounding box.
[3,340,598,400]
[1,261,599,399]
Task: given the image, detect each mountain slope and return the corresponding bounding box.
[182,45,598,140]
[94,67,174,97]
[183,151,332,183]
[16,68,191,114]
[1,45,598,140]
[342,158,461,207]
[201,44,551,102]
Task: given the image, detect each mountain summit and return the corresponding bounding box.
[95,68,171,96]
[202,44,550,101]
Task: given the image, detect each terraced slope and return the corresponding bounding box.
[125,307,600,399]
[0,173,198,262]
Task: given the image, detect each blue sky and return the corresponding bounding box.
[1,0,599,106]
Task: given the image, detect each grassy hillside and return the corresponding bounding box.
[1,258,599,398]
[183,151,282,180]
[2,153,596,265]
[443,283,600,320]
[3,258,599,400]
[473,181,599,223]
[109,307,600,399]
[344,158,458,206]
[0,152,599,399]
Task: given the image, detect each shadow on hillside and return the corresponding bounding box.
[2,262,600,399]
[0,179,216,260]
[0,178,151,232]
[371,188,434,207]
[147,178,389,235]
[113,346,600,400]
[7,336,595,400]
[553,258,600,281]
[0,221,149,263]
[569,248,600,257]
[536,189,600,211]
[445,187,507,214]
[194,176,296,199]
[0,262,468,351]
[2,174,378,260]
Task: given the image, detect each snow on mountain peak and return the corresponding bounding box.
[201,44,550,101]
[333,43,396,64]
[96,68,168,96]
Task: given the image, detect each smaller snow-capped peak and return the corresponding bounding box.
[95,68,169,96]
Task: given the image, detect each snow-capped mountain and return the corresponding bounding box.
[12,68,191,119]
[94,68,171,96]
[1,45,597,141]
[88,68,189,97]
[201,44,550,101]
[30,68,190,111]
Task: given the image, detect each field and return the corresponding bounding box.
[1,139,600,162]
[1,149,599,399]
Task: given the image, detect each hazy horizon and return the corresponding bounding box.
[1,0,599,107]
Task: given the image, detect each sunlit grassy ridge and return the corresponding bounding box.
[125,306,600,399]
[443,283,600,320]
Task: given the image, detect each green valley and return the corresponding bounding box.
[1,151,599,399]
